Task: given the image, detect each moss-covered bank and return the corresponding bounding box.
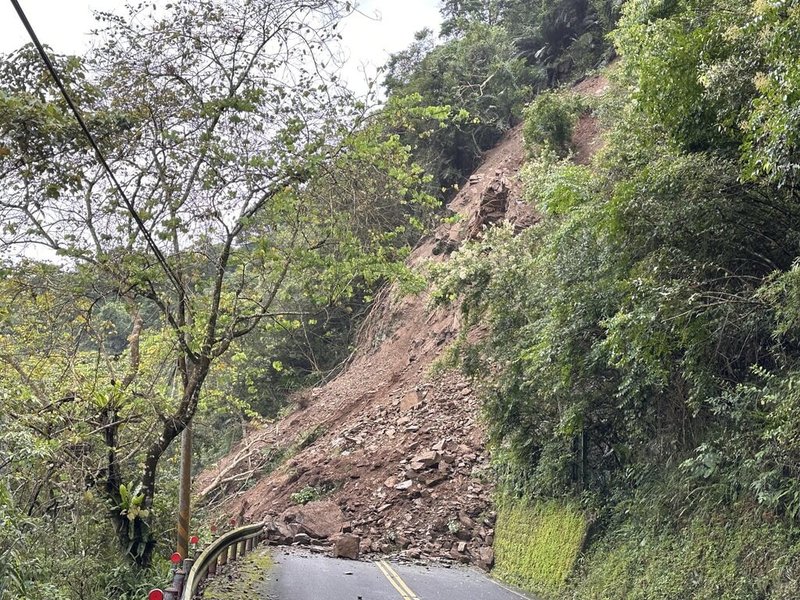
[570,506,800,600]
[493,495,800,600]
[202,547,273,600]
[493,498,588,597]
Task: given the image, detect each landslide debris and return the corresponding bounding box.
[196,76,606,569]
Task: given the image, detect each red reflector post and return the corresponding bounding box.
[190,535,199,545]
[170,552,182,565]
[148,589,164,600]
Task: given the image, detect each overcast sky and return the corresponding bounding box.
[0,0,442,92]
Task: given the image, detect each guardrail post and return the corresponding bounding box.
[182,558,196,591]
[163,587,178,600]
[172,567,186,598]
[229,540,238,562]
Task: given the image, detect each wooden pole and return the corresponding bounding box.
[177,424,192,560]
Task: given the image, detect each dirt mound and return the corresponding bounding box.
[196,74,608,569]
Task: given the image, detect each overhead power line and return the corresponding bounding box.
[8,0,186,297]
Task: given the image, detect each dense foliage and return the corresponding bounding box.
[435,0,800,594]
[384,0,620,194]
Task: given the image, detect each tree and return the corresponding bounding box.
[0,0,438,566]
[384,23,539,192]
[440,0,619,82]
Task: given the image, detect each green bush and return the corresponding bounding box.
[523,92,582,157]
[289,486,322,505]
[522,149,597,214]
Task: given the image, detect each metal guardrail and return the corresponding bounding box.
[179,521,265,600]
[147,522,266,600]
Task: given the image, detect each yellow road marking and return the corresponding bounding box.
[380,560,419,599]
[375,561,412,599]
[375,559,421,600]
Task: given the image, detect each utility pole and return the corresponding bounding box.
[177,424,192,559]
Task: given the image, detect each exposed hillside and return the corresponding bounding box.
[196,122,532,568]
[196,74,609,571]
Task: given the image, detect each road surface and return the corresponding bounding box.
[204,547,535,600]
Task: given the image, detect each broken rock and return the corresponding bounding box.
[264,519,296,545]
[418,472,447,487]
[332,533,361,560]
[400,390,424,412]
[282,500,344,539]
[409,450,440,471]
[478,547,495,570]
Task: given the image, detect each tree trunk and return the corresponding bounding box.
[133,358,211,567]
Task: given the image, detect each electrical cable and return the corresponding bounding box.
[9,0,187,297]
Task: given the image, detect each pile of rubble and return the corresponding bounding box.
[251,370,499,570]
[197,123,529,572]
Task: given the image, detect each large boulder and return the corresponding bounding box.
[264,518,296,544]
[281,500,344,540]
[331,533,361,560]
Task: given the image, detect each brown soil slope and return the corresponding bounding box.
[195,74,606,568]
[196,124,528,568]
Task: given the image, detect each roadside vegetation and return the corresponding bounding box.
[432,0,800,597]
[4,0,800,597]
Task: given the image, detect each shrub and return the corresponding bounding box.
[523,92,582,157]
[289,486,321,505]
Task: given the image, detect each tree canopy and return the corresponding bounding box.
[0,0,443,580]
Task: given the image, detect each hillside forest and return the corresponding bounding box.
[2,0,800,598]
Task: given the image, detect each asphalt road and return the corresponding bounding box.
[257,548,535,600]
